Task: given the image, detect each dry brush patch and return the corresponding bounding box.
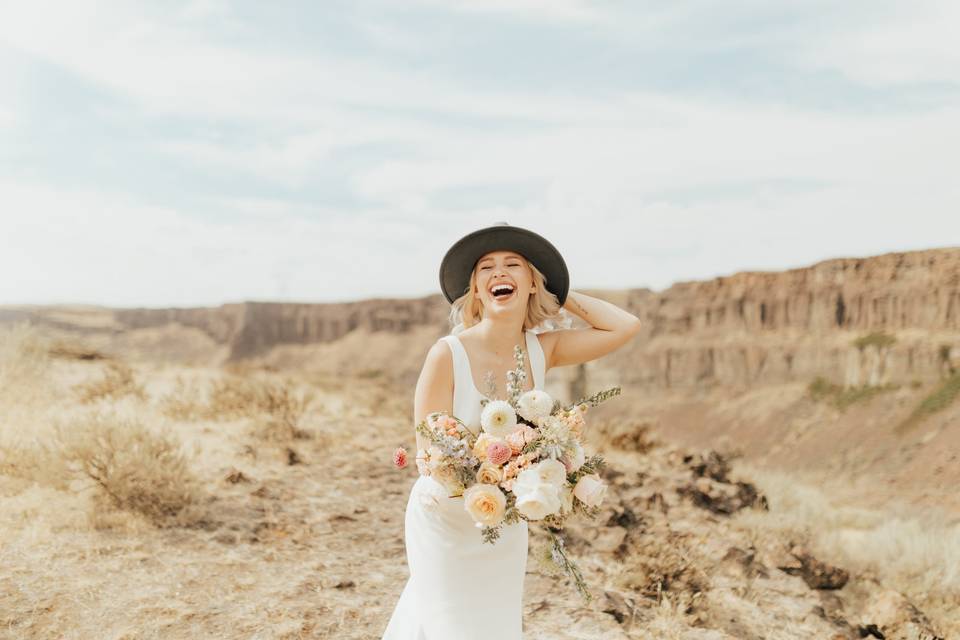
[161,372,322,444]
[731,465,958,638]
[73,360,147,404]
[51,412,206,527]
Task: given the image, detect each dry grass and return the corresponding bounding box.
[732,464,960,636]
[0,322,53,404]
[896,371,960,433]
[74,360,147,403]
[52,412,204,526]
[161,373,317,441]
[807,376,899,411]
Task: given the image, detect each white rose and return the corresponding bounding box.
[511,467,562,520]
[480,400,518,439]
[573,473,607,507]
[515,484,562,520]
[534,458,568,488]
[463,483,507,527]
[560,441,585,473]
[516,389,554,421]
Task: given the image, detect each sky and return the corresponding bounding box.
[1,0,959,307]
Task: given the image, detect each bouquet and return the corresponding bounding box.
[393,341,621,602]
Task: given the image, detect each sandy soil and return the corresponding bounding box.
[0,334,956,639]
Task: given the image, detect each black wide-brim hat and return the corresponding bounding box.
[438,222,569,305]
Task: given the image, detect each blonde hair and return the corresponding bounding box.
[447,257,562,334]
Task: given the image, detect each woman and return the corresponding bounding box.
[381,222,642,639]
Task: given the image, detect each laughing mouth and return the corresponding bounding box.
[490,283,515,300]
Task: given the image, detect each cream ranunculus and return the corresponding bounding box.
[480,400,519,438]
[476,461,503,485]
[511,467,562,520]
[516,389,554,421]
[463,483,507,527]
[573,473,607,507]
[534,458,568,488]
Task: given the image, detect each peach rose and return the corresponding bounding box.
[463,483,507,527]
[476,462,502,485]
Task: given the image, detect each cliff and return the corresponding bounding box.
[5,247,959,390]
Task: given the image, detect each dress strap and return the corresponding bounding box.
[524,330,546,390]
[440,335,470,398]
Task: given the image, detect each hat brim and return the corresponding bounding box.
[438,224,569,305]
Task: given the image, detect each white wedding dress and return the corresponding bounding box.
[381,329,547,640]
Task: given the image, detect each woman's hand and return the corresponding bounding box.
[415,449,431,477]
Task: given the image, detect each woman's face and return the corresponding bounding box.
[472,250,535,311]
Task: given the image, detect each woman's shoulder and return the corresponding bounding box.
[417,338,455,388]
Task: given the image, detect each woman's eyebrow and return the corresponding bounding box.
[479,255,522,264]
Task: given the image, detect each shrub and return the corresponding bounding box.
[852,331,896,350]
[74,361,146,403]
[0,322,52,404]
[896,371,960,434]
[54,413,202,525]
[806,376,898,411]
[162,373,315,441]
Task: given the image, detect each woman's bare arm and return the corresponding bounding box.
[412,340,454,473]
[541,291,642,369]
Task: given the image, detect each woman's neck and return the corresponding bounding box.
[471,317,526,356]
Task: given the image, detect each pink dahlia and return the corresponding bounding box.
[486,441,512,466]
[393,446,408,469]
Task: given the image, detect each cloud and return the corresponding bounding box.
[1,1,959,306]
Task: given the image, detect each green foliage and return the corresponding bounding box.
[896,371,960,434]
[807,376,898,411]
[564,386,622,412]
[852,331,897,350]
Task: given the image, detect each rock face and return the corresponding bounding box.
[5,248,959,388]
[611,248,960,389]
[113,298,449,360]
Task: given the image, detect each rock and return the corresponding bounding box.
[645,492,668,514]
[685,451,732,482]
[678,477,768,515]
[778,546,849,590]
[602,590,638,628]
[223,468,250,483]
[605,505,641,530]
[718,545,769,579]
[592,526,628,553]
[858,589,944,640]
[286,447,302,465]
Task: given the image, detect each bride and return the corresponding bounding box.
[381,222,643,639]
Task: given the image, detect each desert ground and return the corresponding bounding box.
[0,322,956,639]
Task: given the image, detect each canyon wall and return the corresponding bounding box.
[7,248,959,390]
